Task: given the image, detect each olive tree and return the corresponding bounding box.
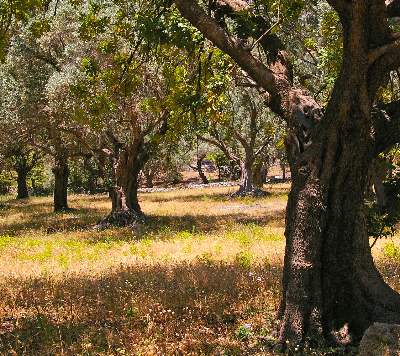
[173,0,400,347]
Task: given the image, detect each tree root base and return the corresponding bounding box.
[95,210,145,230]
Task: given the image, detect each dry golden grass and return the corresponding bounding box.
[0,184,399,355]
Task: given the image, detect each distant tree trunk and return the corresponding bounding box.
[197,154,209,184]
[144,170,154,188]
[16,168,29,199]
[252,161,264,188]
[233,153,266,197]
[31,178,38,196]
[280,161,286,181]
[53,156,69,212]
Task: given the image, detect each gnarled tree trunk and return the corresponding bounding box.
[280,111,400,346]
[53,156,69,212]
[98,144,147,228]
[279,39,400,348]
[234,153,266,197]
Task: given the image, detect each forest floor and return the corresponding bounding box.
[0,184,399,355]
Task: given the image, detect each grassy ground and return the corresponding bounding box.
[0,184,399,355]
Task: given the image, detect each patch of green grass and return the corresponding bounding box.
[18,242,53,262]
[182,241,193,253]
[383,241,400,260]
[234,251,253,269]
[0,235,14,250]
[174,230,194,240]
[214,243,222,255]
[226,224,283,245]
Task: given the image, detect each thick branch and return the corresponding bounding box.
[173,0,279,99]
[369,40,400,64]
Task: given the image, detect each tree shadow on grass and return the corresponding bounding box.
[144,211,286,235]
[0,261,283,355]
[0,206,108,236]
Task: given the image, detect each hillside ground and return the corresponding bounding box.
[0,184,399,355]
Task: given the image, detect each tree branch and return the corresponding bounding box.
[369,38,400,64]
[173,0,279,98]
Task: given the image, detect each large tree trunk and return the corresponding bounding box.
[172,0,400,348]
[16,169,29,199]
[53,157,69,212]
[279,87,400,347]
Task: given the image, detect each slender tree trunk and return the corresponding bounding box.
[280,161,286,181]
[53,156,69,212]
[371,160,388,208]
[16,169,29,199]
[252,161,264,188]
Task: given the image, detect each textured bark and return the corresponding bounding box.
[53,156,69,212]
[279,6,400,345]
[16,169,29,199]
